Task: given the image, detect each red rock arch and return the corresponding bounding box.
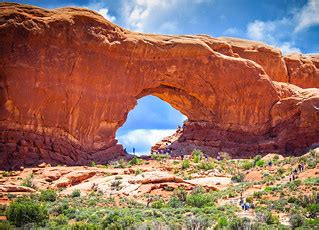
[0,3,318,169]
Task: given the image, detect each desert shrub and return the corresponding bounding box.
[21,174,34,188]
[0,222,15,230]
[151,153,169,161]
[228,217,250,230]
[231,173,245,183]
[217,217,228,228]
[151,199,166,209]
[304,177,319,185]
[253,191,264,199]
[164,186,174,191]
[129,156,142,166]
[305,218,319,228]
[112,159,127,168]
[253,155,262,165]
[2,171,10,177]
[288,196,299,204]
[307,159,317,169]
[40,189,57,202]
[289,213,305,229]
[186,188,214,208]
[68,222,100,230]
[48,214,68,227]
[71,189,81,198]
[255,159,265,167]
[7,197,48,227]
[174,187,187,202]
[264,186,273,193]
[245,196,253,203]
[198,162,214,171]
[241,160,254,170]
[288,180,302,191]
[134,169,142,175]
[256,209,279,225]
[168,196,184,208]
[307,204,319,215]
[111,180,122,190]
[192,149,203,163]
[102,211,140,229]
[182,159,190,169]
[273,155,280,161]
[89,161,96,167]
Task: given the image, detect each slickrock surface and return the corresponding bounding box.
[0,3,318,168]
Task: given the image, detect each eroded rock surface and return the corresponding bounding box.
[0,3,319,168]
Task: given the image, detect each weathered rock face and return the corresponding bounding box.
[0,3,318,169]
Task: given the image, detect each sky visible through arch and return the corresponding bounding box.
[116,96,187,155]
[8,0,319,153]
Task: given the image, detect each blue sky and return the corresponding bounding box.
[7,0,319,154]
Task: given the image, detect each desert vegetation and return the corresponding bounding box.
[0,149,318,229]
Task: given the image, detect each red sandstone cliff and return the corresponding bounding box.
[0,3,318,169]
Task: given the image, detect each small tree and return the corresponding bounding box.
[40,189,57,202]
[7,198,48,227]
[71,189,81,198]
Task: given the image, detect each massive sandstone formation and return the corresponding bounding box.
[0,3,318,169]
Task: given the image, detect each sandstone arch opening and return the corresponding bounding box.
[116,95,187,155]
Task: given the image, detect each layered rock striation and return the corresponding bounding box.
[0,3,318,169]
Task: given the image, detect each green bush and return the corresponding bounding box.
[186,188,214,208]
[151,199,166,209]
[168,196,184,208]
[255,159,265,167]
[0,222,14,230]
[129,156,142,165]
[192,149,203,163]
[217,217,228,228]
[231,173,245,183]
[102,211,140,229]
[241,160,254,170]
[68,222,100,229]
[304,177,319,185]
[71,189,81,198]
[21,174,34,188]
[2,171,10,177]
[6,198,48,227]
[182,159,190,169]
[174,187,187,202]
[198,162,214,171]
[307,204,319,215]
[89,161,96,167]
[253,155,262,165]
[289,213,305,229]
[256,209,279,225]
[40,189,57,202]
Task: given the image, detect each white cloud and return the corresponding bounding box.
[245,0,319,54]
[122,0,178,32]
[117,129,176,155]
[246,19,288,44]
[278,42,301,54]
[121,0,209,33]
[97,8,116,22]
[223,27,239,36]
[83,2,116,22]
[246,19,300,54]
[294,0,319,32]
